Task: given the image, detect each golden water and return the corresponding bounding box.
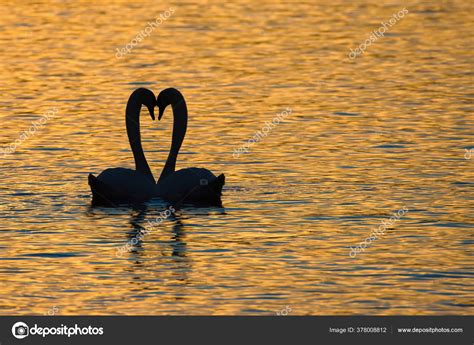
[0,0,472,315]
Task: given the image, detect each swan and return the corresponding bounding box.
[88,88,157,205]
[155,88,225,204]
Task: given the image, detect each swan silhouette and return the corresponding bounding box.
[155,88,225,204]
[88,88,157,205]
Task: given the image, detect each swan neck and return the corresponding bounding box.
[126,96,155,183]
[158,98,187,183]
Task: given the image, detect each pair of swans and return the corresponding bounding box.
[88,88,225,206]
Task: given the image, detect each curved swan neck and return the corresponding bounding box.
[126,88,156,184]
[158,89,188,183]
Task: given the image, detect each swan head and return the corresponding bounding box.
[147,103,155,120]
[157,88,183,120]
[142,89,156,121]
[131,88,156,120]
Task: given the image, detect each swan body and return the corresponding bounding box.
[156,167,225,203]
[89,168,155,204]
[155,88,225,204]
[88,88,156,205]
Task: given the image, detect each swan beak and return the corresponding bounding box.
[147,106,155,120]
[158,107,165,121]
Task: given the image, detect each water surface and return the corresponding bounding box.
[0,0,472,315]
